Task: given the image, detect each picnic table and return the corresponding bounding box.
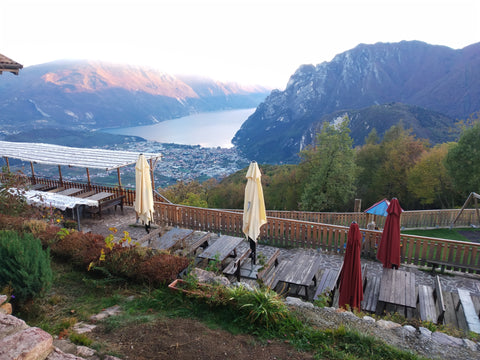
[84,191,113,201]
[57,188,84,196]
[197,235,244,268]
[376,268,416,316]
[276,253,322,299]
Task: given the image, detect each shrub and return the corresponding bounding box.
[0,230,53,304]
[50,230,105,268]
[138,252,191,285]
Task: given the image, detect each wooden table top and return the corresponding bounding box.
[277,254,322,287]
[198,235,244,262]
[84,192,114,201]
[378,268,416,308]
[57,188,84,196]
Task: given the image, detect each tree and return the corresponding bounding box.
[407,143,458,208]
[445,120,480,196]
[369,125,426,208]
[298,117,356,211]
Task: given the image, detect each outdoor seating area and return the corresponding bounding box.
[135,223,480,334]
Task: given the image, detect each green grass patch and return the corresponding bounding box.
[402,228,477,241]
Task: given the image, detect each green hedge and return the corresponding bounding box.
[0,230,53,304]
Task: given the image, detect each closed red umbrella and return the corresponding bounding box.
[338,222,363,310]
[376,198,403,269]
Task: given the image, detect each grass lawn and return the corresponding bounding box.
[402,227,480,242]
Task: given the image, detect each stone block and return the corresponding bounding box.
[0,313,29,338]
[0,302,12,315]
[0,326,53,360]
[46,347,86,360]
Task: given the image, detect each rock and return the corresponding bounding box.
[402,325,417,334]
[192,268,230,286]
[0,326,53,360]
[54,338,78,354]
[0,302,12,315]
[431,331,463,347]
[285,297,314,308]
[104,356,123,360]
[0,295,7,305]
[463,339,479,352]
[0,313,29,338]
[362,316,375,323]
[47,347,86,359]
[90,305,121,322]
[76,345,96,357]
[376,319,401,330]
[73,322,97,334]
[419,327,432,340]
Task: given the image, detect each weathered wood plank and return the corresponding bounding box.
[458,289,480,334]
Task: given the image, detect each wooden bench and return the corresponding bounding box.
[197,235,244,269]
[138,227,162,246]
[417,275,446,324]
[256,248,281,281]
[361,266,381,313]
[313,265,342,302]
[261,260,291,291]
[86,195,124,218]
[223,248,252,281]
[428,260,480,275]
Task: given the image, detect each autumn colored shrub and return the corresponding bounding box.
[50,230,106,268]
[0,213,25,232]
[138,253,191,286]
[101,246,146,279]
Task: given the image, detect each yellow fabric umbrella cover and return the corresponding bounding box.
[243,161,267,242]
[134,154,154,226]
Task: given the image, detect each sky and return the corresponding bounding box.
[1,0,478,89]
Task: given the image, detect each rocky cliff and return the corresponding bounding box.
[232,41,480,163]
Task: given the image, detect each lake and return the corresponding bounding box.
[104,108,255,148]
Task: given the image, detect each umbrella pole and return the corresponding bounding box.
[249,237,256,265]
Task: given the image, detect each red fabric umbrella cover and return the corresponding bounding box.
[376,198,403,268]
[338,222,364,310]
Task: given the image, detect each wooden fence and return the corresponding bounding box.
[263,209,479,229]
[154,202,480,274]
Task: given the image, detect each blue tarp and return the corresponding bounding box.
[364,198,390,217]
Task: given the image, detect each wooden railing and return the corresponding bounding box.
[154,202,480,274]
[264,209,479,229]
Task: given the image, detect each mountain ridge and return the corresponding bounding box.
[0,60,270,135]
[232,41,480,163]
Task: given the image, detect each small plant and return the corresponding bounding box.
[69,332,93,346]
[313,290,332,308]
[227,285,289,329]
[204,252,222,273]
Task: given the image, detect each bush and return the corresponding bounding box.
[50,230,105,268]
[138,252,191,285]
[0,230,53,304]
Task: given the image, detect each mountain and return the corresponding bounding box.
[0,60,270,135]
[232,41,480,164]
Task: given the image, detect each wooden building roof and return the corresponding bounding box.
[0,53,23,75]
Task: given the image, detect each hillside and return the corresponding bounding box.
[232,41,480,164]
[0,60,270,137]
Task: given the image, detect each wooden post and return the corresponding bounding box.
[149,158,155,192]
[58,165,63,186]
[30,161,36,184]
[86,168,91,190]
[354,198,362,213]
[117,168,122,189]
[3,157,10,172]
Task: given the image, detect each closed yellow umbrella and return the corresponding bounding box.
[243,161,267,264]
[134,154,154,232]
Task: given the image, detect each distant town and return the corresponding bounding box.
[3,140,250,190]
